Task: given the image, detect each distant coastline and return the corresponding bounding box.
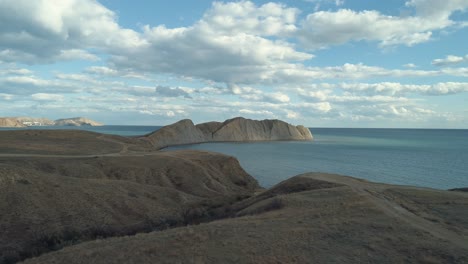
[0,117,103,127]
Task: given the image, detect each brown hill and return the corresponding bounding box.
[0,130,151,155]
[0,151,259,263]
[145,117,313,149]
[22,173,468,264]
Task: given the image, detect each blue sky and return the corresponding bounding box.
[0,0,467,128]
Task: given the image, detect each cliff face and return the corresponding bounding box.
[53,117,103,126]
[0,118,25,127]
[145,117,313,149]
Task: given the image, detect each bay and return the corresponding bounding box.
[2,126,467,190]
[167,128,468,190]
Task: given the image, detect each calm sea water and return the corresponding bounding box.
[167,128,468,190]
[2,126,467,190]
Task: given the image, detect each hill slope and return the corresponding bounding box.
[0,130,152,155]
[21,173,468,264]
[0,151,259,263]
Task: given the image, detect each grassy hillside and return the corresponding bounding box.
[21,173,468,264]
[0,151,258,263]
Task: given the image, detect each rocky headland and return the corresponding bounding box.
[0,118,467,264]
[144,117,313,149]
[53,117,103,127]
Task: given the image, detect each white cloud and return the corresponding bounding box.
[406,0,468,20]
[0,0,467,127]
[264,92,290,103]
[300,9,433,49]
[299,0,468,49]
[432,54,468,66]
[0,0,145,63]
[239,109,275,117]
[339,82,468,95]
[112,21,313,84]
[297,102,332,113]
[0,67,33,75]
[31,93,64,101]
[85,66,118,76]
[56,49,99,61]
[403,63,417,68]
[155,85,192,99]
[0,93,14,100]
[227,84,290,103]
[200,1,299,36]
[286,110,300,119]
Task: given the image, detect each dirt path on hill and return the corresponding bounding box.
[97,135,129,154]
[305,173,468,250]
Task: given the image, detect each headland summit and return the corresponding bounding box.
[0,117,467,264]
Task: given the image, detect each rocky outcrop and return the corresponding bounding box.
[53,117,103,126]
[0,118,26,127]
[145,117,313,149]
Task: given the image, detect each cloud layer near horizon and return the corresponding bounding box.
[0,0,467,127]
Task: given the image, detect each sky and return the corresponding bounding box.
[0,0,467,128]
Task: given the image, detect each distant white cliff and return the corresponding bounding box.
[53,117,103,126]
[0,117,103,127]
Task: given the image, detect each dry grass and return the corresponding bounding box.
[20,174,468,264]
[0,151,259,264]
[2,130,468,263]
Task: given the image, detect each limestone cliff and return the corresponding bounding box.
[0,118,26,127]
[145,117,313,149]
[53,117,103,126]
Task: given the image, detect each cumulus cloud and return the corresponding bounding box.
[200,1,299,36]
[0,0,467,127]
[85,66,119,76]
[432,54,468,66]
[155,85,192,99]
[1,0,466,86]
[239,109,275,117]
[300,10,430,49]
[112,24,312,84]
[228,84,290,103]
[339,82,468,96]
[299,0,467,49]
[0,0,145,63]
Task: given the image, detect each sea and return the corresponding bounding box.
[2,125,467,190]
